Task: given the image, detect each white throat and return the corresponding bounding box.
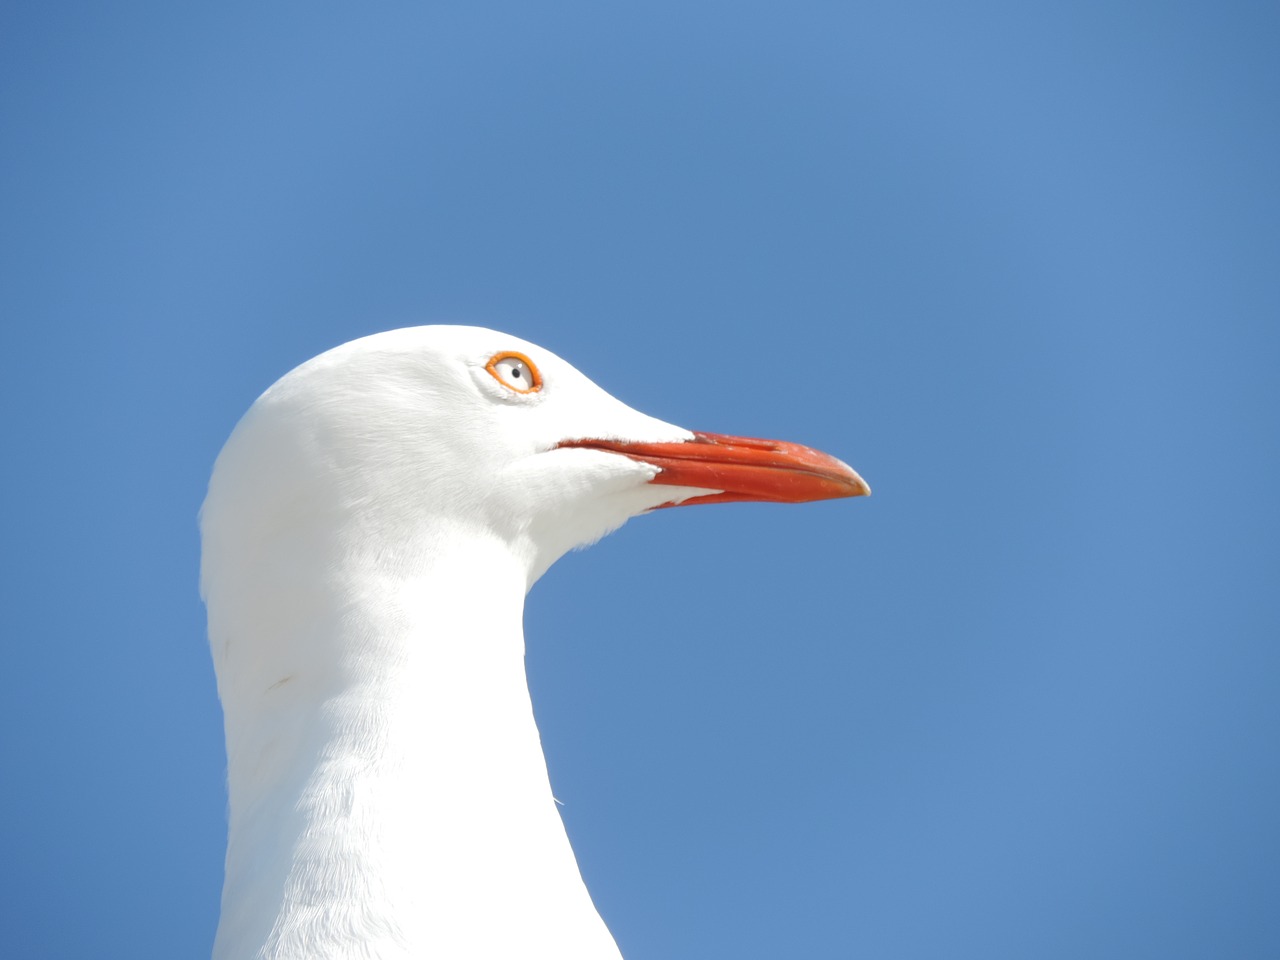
[211,532,622,960]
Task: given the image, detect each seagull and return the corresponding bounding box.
[200,326,869,960]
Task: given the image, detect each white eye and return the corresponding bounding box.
[485,351,543,394]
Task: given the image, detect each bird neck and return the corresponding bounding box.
[212,533,622,960]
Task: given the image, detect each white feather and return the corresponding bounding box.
[201,326,709,959]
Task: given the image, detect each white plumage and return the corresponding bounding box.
[201,326,867,959]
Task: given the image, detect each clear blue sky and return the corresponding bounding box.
[1,3,1277,958]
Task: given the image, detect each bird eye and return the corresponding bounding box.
[485,351,542,394]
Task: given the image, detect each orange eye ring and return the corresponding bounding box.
[485,351,543,394]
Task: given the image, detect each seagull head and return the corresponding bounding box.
[199,324,869,959]
[201,325,868,593]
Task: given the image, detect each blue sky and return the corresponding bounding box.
[1,3,1277,958]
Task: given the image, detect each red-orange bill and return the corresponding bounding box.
[558,431,870,507]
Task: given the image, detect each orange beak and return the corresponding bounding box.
[557,431,870,507]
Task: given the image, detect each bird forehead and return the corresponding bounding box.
[327,327,568,393]
[269,325,691,447]
[345,325,555,368]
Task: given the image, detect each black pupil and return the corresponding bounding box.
[511,367,523,379]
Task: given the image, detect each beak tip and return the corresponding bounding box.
[833,459,871,499]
